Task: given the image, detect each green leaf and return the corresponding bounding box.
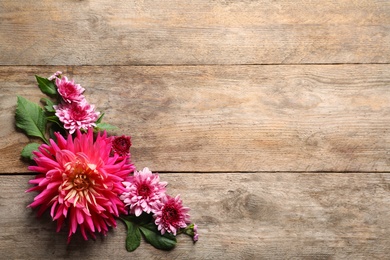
[46,116,63,127]
[40,97,56,112]
[122,219,141,252]
[139,223,177,250]
[48,119,64,130]
[95,122,117,131]
[21,143,41,160]
[36,75,57,96]
[121,213,153,225]
[35,75,57,96]
[15,96,48,143]
[96,112,104,124]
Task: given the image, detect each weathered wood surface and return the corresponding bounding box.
[1,65,390,173]
[1,0,390,259]
[1,0,390,65]
[1,173,389,259]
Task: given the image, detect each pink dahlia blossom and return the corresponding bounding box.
[120,167,167,217]
[54,100,100,134]
[55,76,85,103]
[112,135,132,157]
[27,129,135,243]
[154,195,190,235]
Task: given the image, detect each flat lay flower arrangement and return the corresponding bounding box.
[15,72,198,251]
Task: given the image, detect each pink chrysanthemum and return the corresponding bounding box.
[154,195,190,235]
[27,129,135,243]
[120,167,167,217]
[55,76,85,103]
[54,100,100,134]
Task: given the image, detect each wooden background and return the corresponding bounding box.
[1,1,389,259]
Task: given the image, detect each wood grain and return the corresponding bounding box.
[0,0,389,65]
[1,173,389,259]
[1,65,390,173]
[1,0,389,258]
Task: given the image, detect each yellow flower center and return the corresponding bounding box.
[63,159,99,207]
[63,159,97,194]
[73,174,90,191]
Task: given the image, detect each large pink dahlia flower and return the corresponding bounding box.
[120,167,167,216]
[154,195,190,235]
[27,129,135,243]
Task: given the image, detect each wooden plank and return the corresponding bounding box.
[0,0,389,65]
[1,173,389,259]
[1,65,390,173]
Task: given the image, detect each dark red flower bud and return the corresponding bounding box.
[112,135,132,156]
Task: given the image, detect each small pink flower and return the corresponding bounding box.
[120,168,167,216]
[112,135,132,157]
[27,129,135,243]
[193,224,198,233]
[193,233,199,242]
[154,195,190,235]
[193,224,199,241]
[48,71,62,81]
[54,100,100,134]
[56,76,85,103]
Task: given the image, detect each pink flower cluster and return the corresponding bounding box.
[25,71,197,246]
[27,128,195,242]
[50,73,99,134]
[120,168,192,236]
